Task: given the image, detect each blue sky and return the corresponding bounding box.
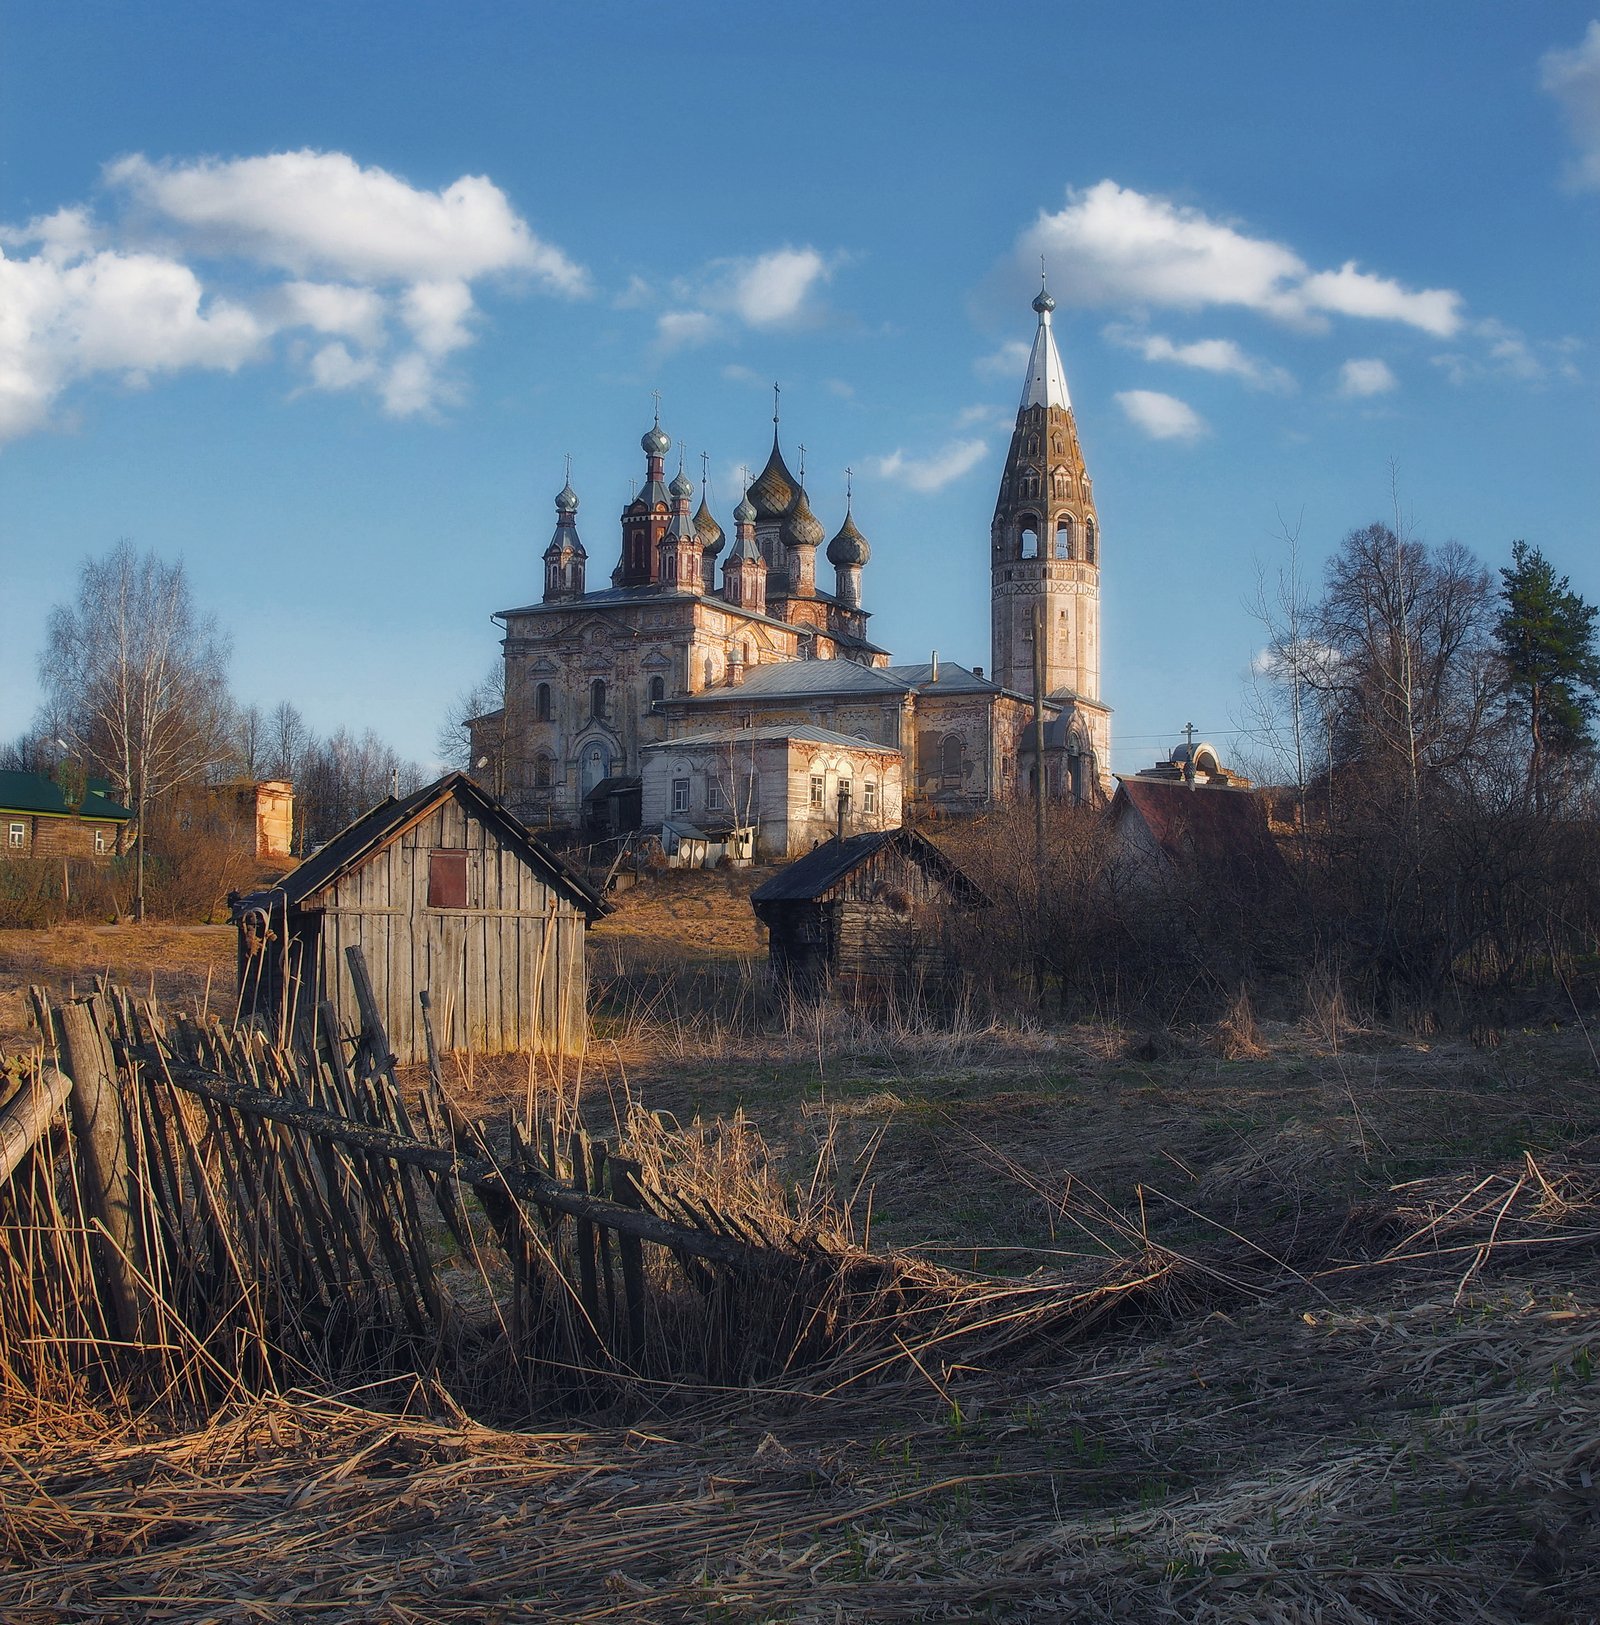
[3,2,1598,777]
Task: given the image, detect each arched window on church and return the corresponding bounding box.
[1019,521,1039,560]
[536,682,552,722]
[1054,517,1074,559]
[534,753,553,789]
[1085,520,1097,564]
[1026,432,1040,457]
[704,656,716,688]
[590,678,607,720]
[743,640,753,667]
[649,675,665,707]
[938,733,965,788]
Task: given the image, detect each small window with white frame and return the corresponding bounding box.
[838,777,852,806]
[672,778,690,815]
[706,777,725,812]
[809,774,825,810]
[94,826,111,854]
[8,821,24,849]
[862,781,877,815]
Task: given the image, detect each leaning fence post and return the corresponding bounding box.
[0,1062,73,1184]
[57,993,148,1342]
[609,1156,647,1363]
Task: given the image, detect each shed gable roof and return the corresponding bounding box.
[274,772,608,919]
[750,826,987,907]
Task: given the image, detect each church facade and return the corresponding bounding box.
[471,287,1112,844]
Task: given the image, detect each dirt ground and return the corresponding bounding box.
[0,922,236,1050]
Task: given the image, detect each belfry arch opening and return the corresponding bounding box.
[1054,517,1074,559]
[1019,520,1039,560]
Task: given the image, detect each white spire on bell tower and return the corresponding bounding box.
[1019,275,1072,412]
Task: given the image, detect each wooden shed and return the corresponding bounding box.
[750,827,987,994]
[231,772,607,1063]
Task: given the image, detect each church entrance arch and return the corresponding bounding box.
[581,744,611,794]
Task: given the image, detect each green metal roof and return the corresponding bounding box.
[0,770,134,822]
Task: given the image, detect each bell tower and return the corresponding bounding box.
[990,281,1111,797]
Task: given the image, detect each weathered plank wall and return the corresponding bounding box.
[310,799,587,1064]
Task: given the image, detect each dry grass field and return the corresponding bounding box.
[2,870,1598,1621]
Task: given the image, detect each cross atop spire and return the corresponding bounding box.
[772,382,780,428]
[651,388,662,426]
[845,465,853,507]
[700,449,710,492]
[797,442,807,483]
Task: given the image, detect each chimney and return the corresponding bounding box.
[930,650,939,684]
[973,665,984,679]
[835,780,851,844]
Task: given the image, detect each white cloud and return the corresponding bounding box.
[870,437,988,493]
[726,247,830,326]
[656,309,719,351]
[644,246,840,343]
[1299,263,1460,337]
[106,150,588,293]
[1542,21,1600,190]
[0,148,589,438]
[825,377,854,399]
[1104,324,1294,389]
[400,278,475,356]
[1115,389,1207,441]
[974,338,1031,379]
[306,341,378,392]
[1433,320,1582,386]
[274,280,388,347]
[0,239,266,439]
[720,362,766,386]
[1338,357,1398,397]
[1021,179,1463,337]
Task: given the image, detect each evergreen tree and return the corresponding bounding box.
[1496,539,1600,803]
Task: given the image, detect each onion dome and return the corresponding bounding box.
[554,481,579,514]
[694,497,725,555]
[747,437,799,520]
[1032,286,1056,315]
[642,421,672,458]
[733,492,757,525]
[826,508,870,568]
[780,488,824,550]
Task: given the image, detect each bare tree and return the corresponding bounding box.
[233,704,265,779]
[265,701,312,781]
[39,541,233,918]
[438,664,508,781]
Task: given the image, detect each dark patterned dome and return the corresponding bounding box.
[554,481,579,514]
[781,489,824,549]
[733,492,757,525]
[747,438,799,520]
[669,468,694,500]
[694,497,725,554]
[826,509,870,567]
[1032,285,1056,315]
[642,422,672,457]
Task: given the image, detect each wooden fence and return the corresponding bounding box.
[1,946,840,1412]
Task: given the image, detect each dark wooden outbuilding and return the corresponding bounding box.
[232,772,607,1064]
[750,827,987,993]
